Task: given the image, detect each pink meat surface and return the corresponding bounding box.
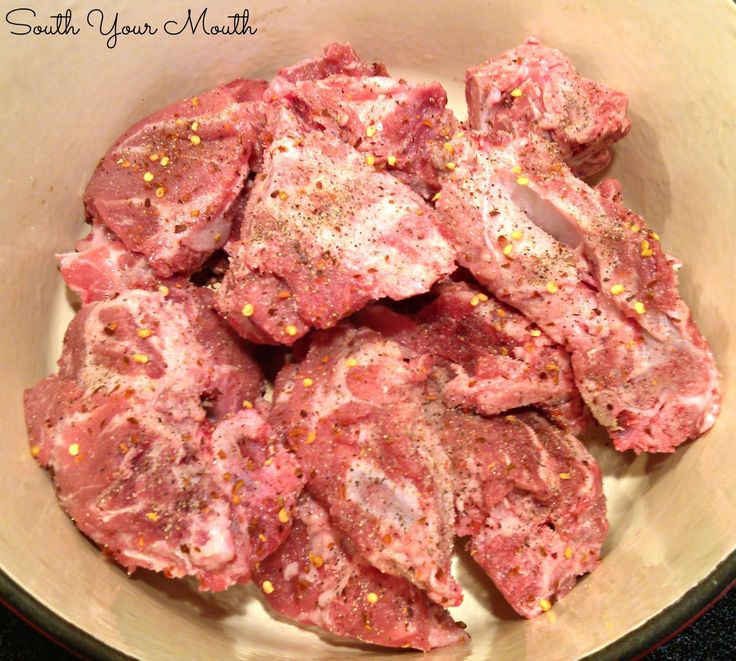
[434,408,606,618]
[466,36,631,178]
[24,288,303,590]
[216,107,455,345]
[254,493,467,651]
[275,42,389,82]
[267,72,459,199]
[58,223,186,304]
[357,279,587,434]
[85,80,266,277]
[434,130,720,453]
[269,324,461,607]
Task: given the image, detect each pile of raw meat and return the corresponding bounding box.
[24,39,720,651]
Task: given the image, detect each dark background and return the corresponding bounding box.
[1,586,734,660]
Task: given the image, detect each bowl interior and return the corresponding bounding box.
[1,1,735,659]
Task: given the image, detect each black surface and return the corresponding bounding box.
[0,586,733,659]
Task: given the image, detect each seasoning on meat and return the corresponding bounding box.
[215,106,455,345]
[434,408,607,618]
[85,79,267,277]
[434,130,720,453]
[269,324,462,607]
[466,35,631,178]
[23,288,302,590]
[356,279,588,434]
[254,493,467,651]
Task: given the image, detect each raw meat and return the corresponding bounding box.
[254,493,467,651]
[267,68,460,199]
[357,279,587,433]
[30,40,722,651]
[434,130,720,453]
[433,408,607,618]
[24,288,302,590]
[216,107,455,345]
[58,223,185,304]
[85,80,266,277]
[269,323,461,607]
[274,42,389,82]
[466,36,631,178]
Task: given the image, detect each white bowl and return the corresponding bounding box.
[1,1,735,658]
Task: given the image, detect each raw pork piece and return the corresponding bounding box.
[58,223,185,304]
[269,324,461,607]
[434,130,720,453]
[275,42,389,83]
[434,408,606,618]
[216,107,455,345]
[466,36,631,178]
[85,79,267,277]
[254,493,467,651]
[357,279,587,434]
[268,72,460,199]
[24,289,303,590]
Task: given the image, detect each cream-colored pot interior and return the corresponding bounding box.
[1,1,735,659]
